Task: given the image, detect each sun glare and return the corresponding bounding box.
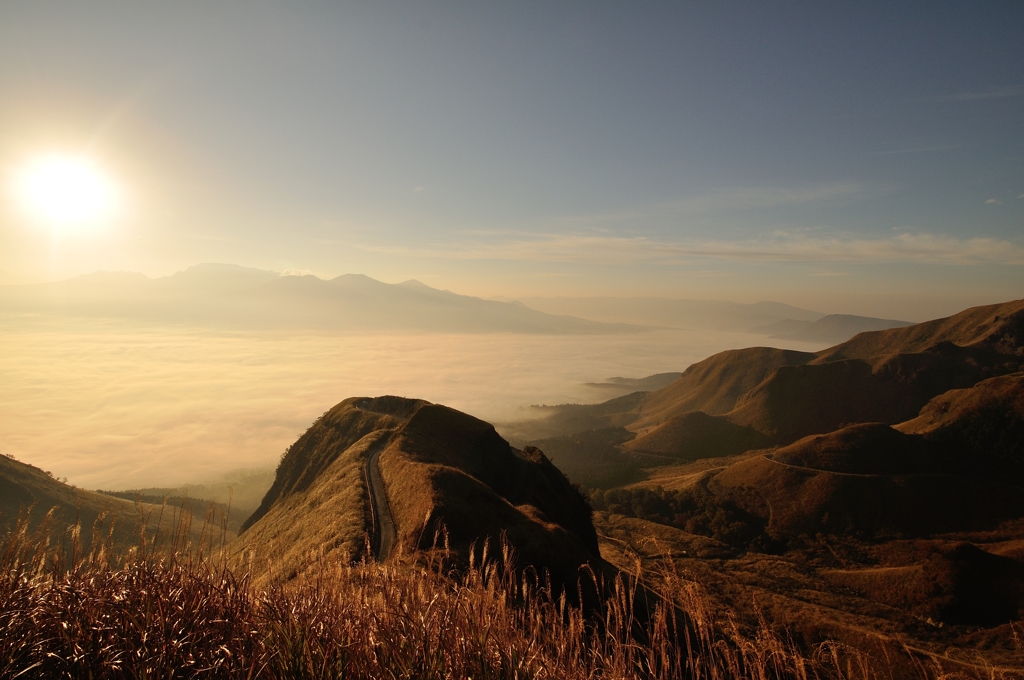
[15,155,118,227]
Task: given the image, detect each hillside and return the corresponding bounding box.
[724,302,1024,443]
[235,396,602,590]
[515,297,1024,667]
[506,298,1024,462]
[631,347,816,430]
[0,454,227,550]
[664,299,1024,445]
[896,372,1024,475]
[7,297,1024,673]
[813,298,1024,365]
[624,412,768,461]
[709,424,1024,539]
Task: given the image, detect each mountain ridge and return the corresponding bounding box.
[0,264,640,334]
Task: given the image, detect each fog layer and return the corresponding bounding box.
[1,320,824,489]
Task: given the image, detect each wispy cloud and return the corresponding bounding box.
[915,86,1022,103]
[358,231,1024,266]
[552,183,865,228]
[864,144,964,156]
[986,198,1002,205]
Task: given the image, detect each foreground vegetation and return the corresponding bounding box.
[2,513,1018,679]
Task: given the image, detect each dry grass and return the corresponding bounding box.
[231,430,376,587]
[1,512,1019,679]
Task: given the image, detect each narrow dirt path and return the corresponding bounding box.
[353,400,410,563]
[763,454,891,478]
[365,437,397,561]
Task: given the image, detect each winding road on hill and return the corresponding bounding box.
[365,437,396,561]
[763,454,970,479]
[354,399,405,562]
[763,454,896,478]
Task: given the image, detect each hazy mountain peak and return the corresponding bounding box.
[161,263,279,290]
[171,263,275,277]
[330,273,376,282]
[329,273,392,291]
[396,279,431,289]
[751,313,914,343]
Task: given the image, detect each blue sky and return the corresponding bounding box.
[0,2,1021,318]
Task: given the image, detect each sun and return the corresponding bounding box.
[15,154,119,227]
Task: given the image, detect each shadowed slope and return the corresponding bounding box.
[771,423,933,475]
[896,372,1024,475]
[625,412,768,461]
[521,428,641,490]
[727,339,1023,444]
[825,542,1024,627]
[707,400,1024,542]
[380,403,600,583]
[709,448,1024,540]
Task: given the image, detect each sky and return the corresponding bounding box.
[0,2,1022,319]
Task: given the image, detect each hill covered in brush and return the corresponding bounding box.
[506,297,1024,659]
[0,453,229,550]
[234,396,601,588]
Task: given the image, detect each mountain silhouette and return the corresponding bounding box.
[0,264,640,334]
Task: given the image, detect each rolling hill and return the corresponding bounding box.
[0,454,230,551]
[234,396,603,590]
[553,298,1024,657]
[505,298,1024,481]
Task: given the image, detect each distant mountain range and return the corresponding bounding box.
[500,295,914,340]
[0,264,635,334]
[749,313,914,343]
[2,264,915,341]
[503,295,825,331]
